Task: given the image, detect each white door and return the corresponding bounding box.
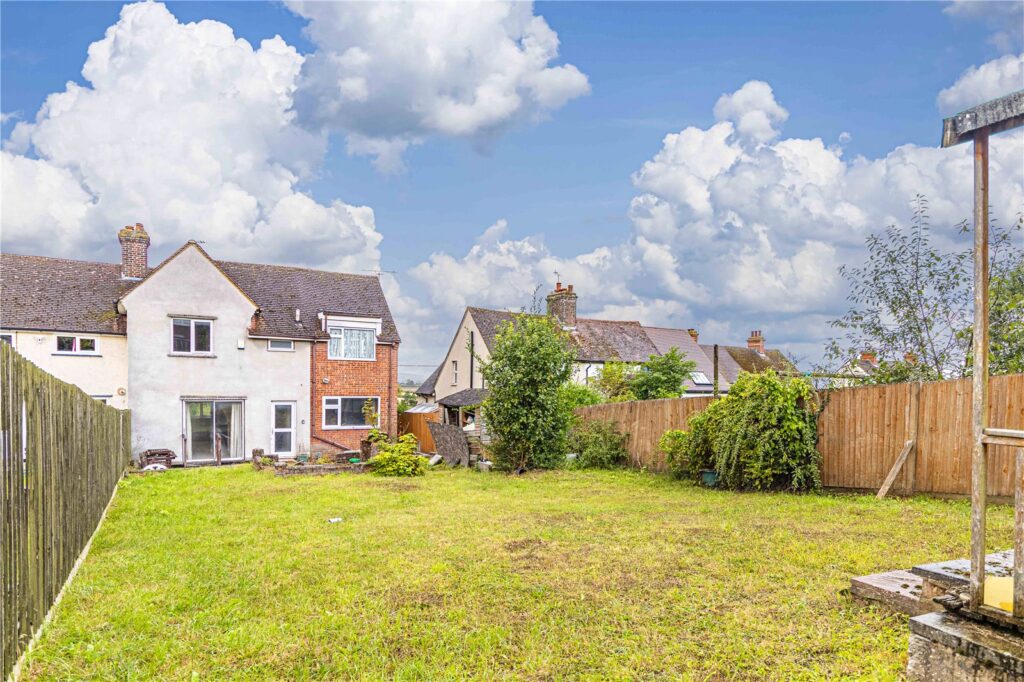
[271,402,295,456]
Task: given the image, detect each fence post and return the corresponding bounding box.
[905,382,920,495]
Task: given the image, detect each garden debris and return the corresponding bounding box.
[327,517,343,524]
[428,454,443,466]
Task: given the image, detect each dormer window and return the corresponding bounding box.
[171,318,212,354]
[327,327,375,360]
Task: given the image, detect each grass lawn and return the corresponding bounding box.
[24,466,1013,681]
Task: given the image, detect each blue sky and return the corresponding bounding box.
[2,2,1022,380]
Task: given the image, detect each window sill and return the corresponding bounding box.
[322,425,377,431]
[167,352,217,358]
[326,356,376,362]
[52,352,102,357]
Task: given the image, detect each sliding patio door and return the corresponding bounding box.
[185,400,244,463]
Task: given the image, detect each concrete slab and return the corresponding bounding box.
[851,569,939,616]
[907,611,1024,681]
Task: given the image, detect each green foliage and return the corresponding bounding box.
[630,347,696,400]
[397,391,418,414]
[828,196,1023,379]
[362,398,380,427]
[659,429,690,479]
[558,382,603,414]
[567,419,629,469]
[589,360,636,402]
[481,314,576,471]
[366,428,389,444]
[675,371,821,491]
[857,358,939,386]
[369,434,425,476]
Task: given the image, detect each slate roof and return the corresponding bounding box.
[416,363,443,396]
[0,249,399,343]
[437,387,488,407]
[0,254,132,335]
[643,327,728,393]
[701,343,795,384]
[467,307,657,363]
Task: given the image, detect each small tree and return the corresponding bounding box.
[481,314,576,471]
[630,347,696,400]
[590,360,636,402]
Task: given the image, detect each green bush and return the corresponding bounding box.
[668,371,821,491]
[567,419,629,469]
[369,434,425,477]
[559,383,603,413]
[658,429,689,479]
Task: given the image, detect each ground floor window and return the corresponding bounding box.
[323,396,379,429]
[271,402,296,455]
[184,399,243,463]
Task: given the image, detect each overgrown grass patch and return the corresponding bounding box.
[24,466,1013,680]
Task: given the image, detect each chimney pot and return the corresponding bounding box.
[546,282,578,329]
[746,330,765,353]
[118,222,150,279]
[904,352,917,365]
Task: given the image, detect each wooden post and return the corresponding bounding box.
[904,382,920,495]
[713,344,720,399]
[1016,447,1024,618]
[969,127,989,611]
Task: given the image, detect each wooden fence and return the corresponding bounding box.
[1,344,132,679]
[575,373,1024,496]
[398,409,440,454]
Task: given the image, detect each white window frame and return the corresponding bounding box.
[267,339,295,352]
[326,327,377,361]
[451,360,458,385]
[271,401,296,456]
[690,371,712,386]
[54,335,99,356]
[322,396,380,430]
[0,332,15,349]
[170,318,213,355]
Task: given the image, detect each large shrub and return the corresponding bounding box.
[630,347,696,400]
[559,382,603,413]
[481,314,576,471]
[369,434,425,477]
[567,419,629,469]
[668,371,821,491]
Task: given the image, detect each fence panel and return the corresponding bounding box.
[1,344,131,679]
[574,373,1023,493]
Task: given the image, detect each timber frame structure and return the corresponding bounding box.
[941,89,1024,623]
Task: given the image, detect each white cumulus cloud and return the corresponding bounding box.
[1,1,381,272]
[288,0,590,172]
[937,53,1024,114]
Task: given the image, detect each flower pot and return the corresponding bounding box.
[700,469,719,488]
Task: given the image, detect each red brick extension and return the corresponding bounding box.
[310,341,398,453]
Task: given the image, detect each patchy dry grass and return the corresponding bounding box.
[24,466,1013,680]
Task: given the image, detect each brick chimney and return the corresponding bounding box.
[747,330,765,354]
[118,223,150,279]
[687,328,699,343]
[546,282,578,329]
[860,350,878,367]
[904,352,917,365]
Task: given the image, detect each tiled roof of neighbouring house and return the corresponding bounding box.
[643,327,728,393]
[438,387,488,407]
[0,250,399,343]
[467,307,658,363]
[701,343,795,384]
[0,253,133,335]
[416,363,443,396]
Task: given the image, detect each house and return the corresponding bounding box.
[642,326,728,394]
[699,330,797,385]
[831,350,879,388]
[0,223,399,464]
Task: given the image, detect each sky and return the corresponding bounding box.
[2,1,1022,382]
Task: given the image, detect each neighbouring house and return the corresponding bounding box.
[700,330,797,385]
[831,350,879,388]
[0,223,399,464]
[642,326,728,394]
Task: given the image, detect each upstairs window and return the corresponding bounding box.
[451,360,458,385]
[267,339,294,352]
[172,318,212,354]
[56,335,97,354]
[327,327,375,360]
[690,371,712,386]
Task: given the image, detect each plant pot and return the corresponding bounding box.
[700,469,719,488]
